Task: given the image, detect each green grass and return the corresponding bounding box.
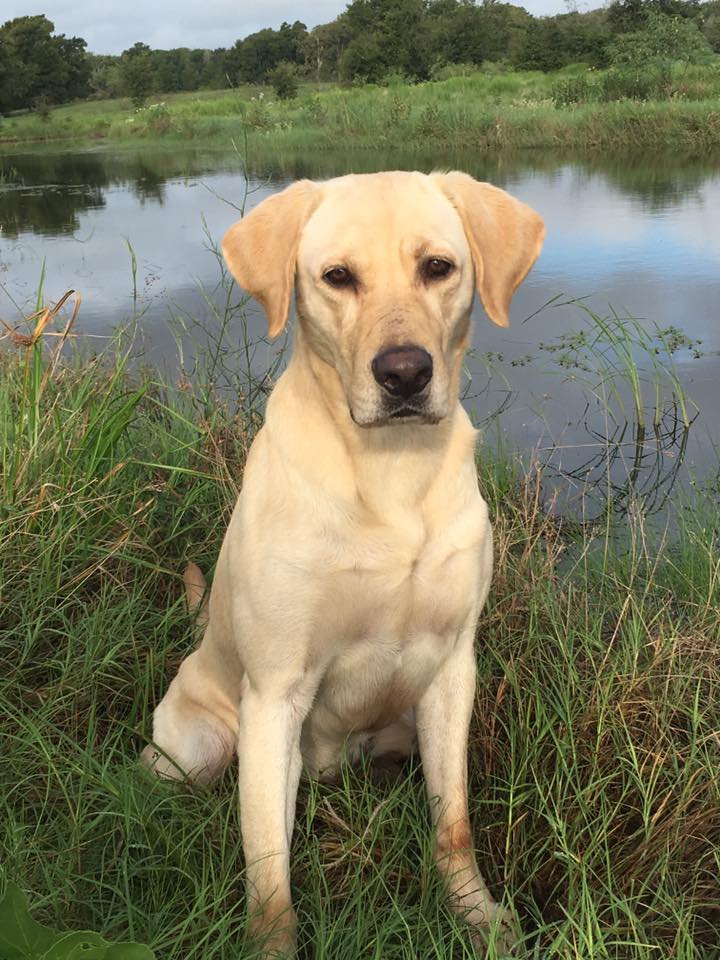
[3,66,720,151]
[0,288,719,959]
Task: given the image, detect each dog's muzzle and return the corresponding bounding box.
[350,345,439,426]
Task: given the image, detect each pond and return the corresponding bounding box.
[1,144,719,517]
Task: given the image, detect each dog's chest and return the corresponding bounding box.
[326,517,481,637]
[316,629,446,734]
[309,503,489,729]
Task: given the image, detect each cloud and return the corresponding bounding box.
[3,0,601,54]
[4,0,346,53]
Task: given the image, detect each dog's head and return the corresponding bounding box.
[222,171,544,427]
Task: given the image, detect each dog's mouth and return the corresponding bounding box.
[371,404,442,427]
[389,406,422,419]
[350,397,443,428]
[351,407,439,427]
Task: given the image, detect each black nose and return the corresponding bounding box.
[371,345,433,399]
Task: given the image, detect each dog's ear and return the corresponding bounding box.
[222,180,320,338]
[433,171,545,328]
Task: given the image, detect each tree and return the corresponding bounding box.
[516,18,566,70]
[703,3,720,52]
[302,20,354,83]
[478,3,533,65]
[340,0,432,81]
[57,35,91,100]
[154,50,185,91]
[607,0,701,35]
[0,30,23,113]
[608,10,713,68]
[227,21,307,84]
[606,10,713,94]
[119,42,155,107]
[340,32,387,82]
[268,60,299,99]
[200,48,230,88]
[607,0,650,34]
[0,15,90,113]
[435,4,488,65]
[87,54,123,99]
[550,10,611,67]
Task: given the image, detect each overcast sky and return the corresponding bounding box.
[4,0,601,54]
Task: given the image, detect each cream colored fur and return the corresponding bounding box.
[142,170,544,957]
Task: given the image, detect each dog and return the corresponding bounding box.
[142,170,544,956]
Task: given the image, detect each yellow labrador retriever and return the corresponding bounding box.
[142,170,544,955]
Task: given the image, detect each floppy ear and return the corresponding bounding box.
[221,180,320,338]
[433,171,545,328]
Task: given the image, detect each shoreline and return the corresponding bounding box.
[3,72,720,152]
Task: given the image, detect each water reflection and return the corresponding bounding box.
[536,392,696,519]
[0,153,108,237]
[0,150,203,237]
[2,145,719,239]
[580,151,716,213]
[1,143,718,516]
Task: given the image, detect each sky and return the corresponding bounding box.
[3,0,601,55]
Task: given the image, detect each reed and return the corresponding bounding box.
[0,287,718,959]
[3,66,720,151]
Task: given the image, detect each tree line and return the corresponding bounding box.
[2,0,720,113]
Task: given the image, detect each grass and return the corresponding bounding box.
[3,65,720,152]
[0,284,719,959]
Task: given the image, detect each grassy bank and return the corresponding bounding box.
[3,66,720,151]
[1,293,719,958]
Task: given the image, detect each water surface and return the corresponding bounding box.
[1,145,718,515]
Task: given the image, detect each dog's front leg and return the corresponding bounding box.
[238,687,307,958]
[416,632,514,950]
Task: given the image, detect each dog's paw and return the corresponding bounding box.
[258,930,297,960]
[469,903,520,958]
[139,743,187,782]
[248,908,298,959]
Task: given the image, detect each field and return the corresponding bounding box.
[1,285,719,958]
[3,64,720,151]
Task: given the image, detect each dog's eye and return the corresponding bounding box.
[323,266,355,288]
[422,258,454,281]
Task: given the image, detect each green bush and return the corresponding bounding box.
[385,91,410,128]
[429,62,479,81]
[303,95,326,125]
[600,68,658,102]
[379,69,410,87]
[268,61,298,101]
[33,94,52,120]
[415,102,445,137]
[608,12,714,72]
[119,47,154,109]
[479,60,513,74]
[551,73,596,106]
[244,97,273,129]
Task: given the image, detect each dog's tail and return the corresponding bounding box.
[183,561,209,631]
